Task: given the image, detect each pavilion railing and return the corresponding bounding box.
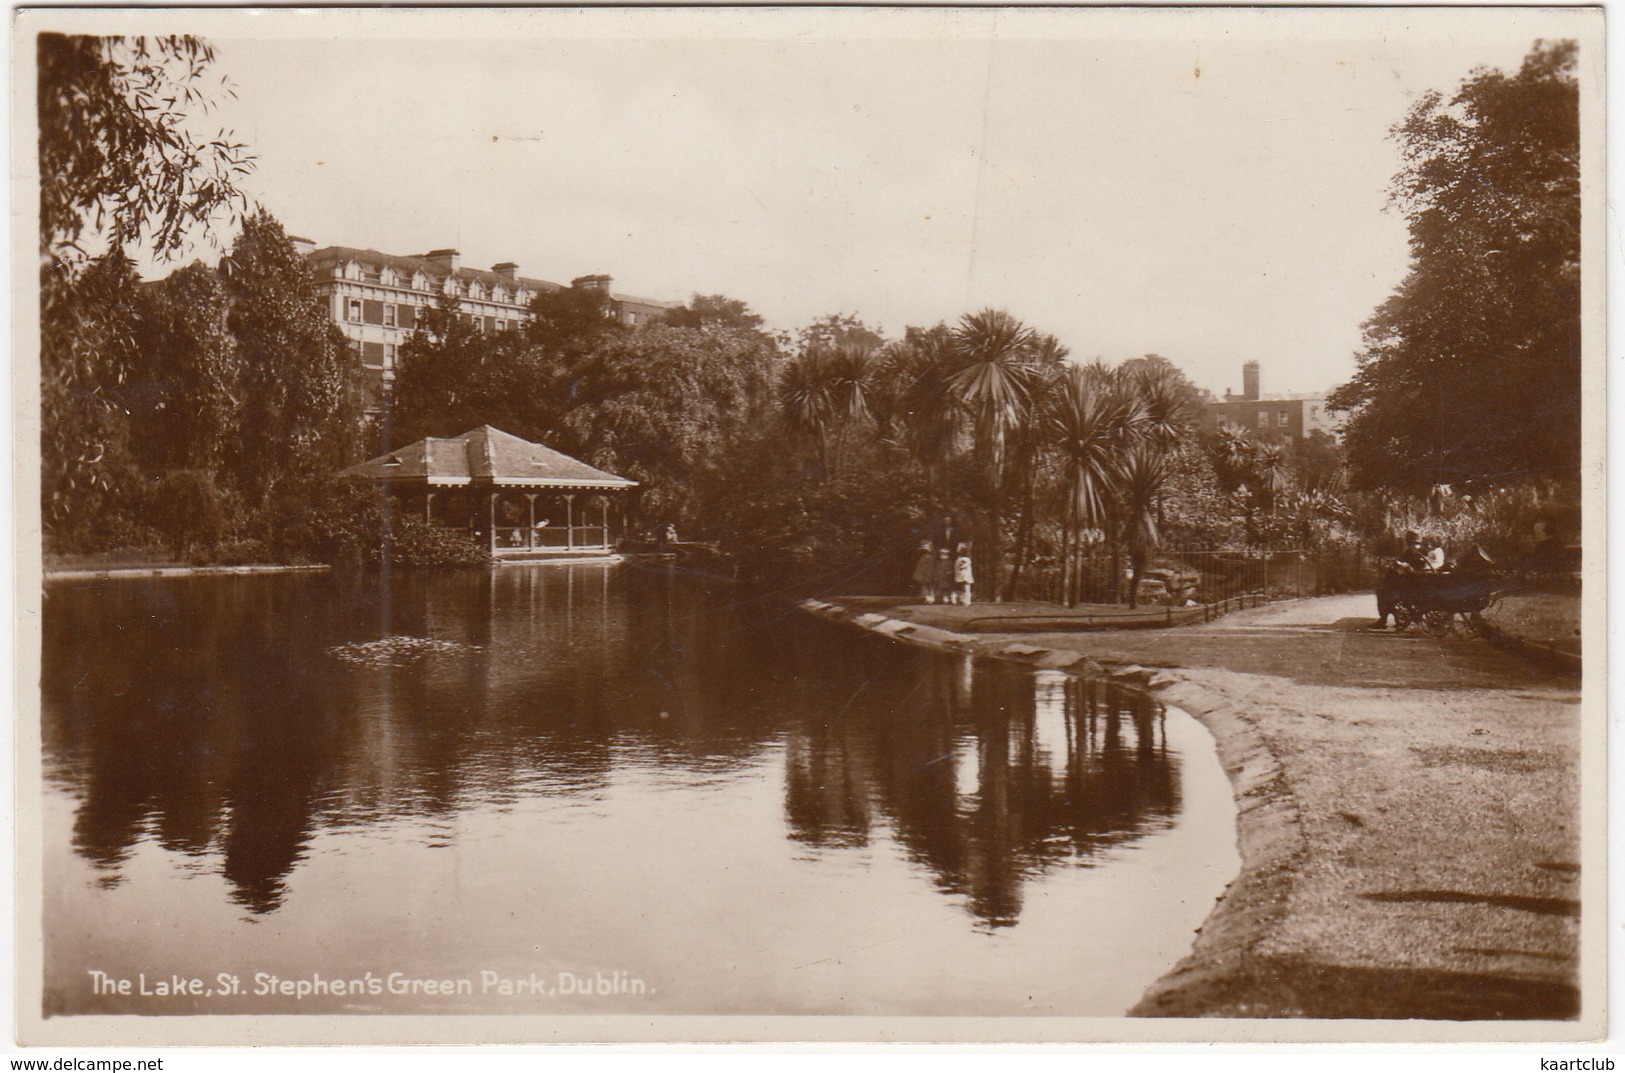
[492,526,611,551]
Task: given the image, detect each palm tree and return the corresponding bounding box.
[945,309,1040,474]
[780,348,838,474]
[944,310,1043,600]
[821,343,879,472]
[779,342,881,475]
[1125,359,1201,453]
[1210,422,1256,494]
[1249,441,1292,511]
[1044,363,1142,605]
[875,326,961,507]
[1117,442,1176,608]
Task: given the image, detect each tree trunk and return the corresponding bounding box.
[1003,461,1040,602]
[1060,507,1075,608]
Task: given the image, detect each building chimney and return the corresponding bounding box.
[1243,361,1261,401]
[288,235,316,257]
[492,262,519,282]
[571,274,614,294]
[423,248,461,274]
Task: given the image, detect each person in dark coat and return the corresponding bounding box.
[1372,529,1432,630]
[934,547,956,605]
[911,541,938,603]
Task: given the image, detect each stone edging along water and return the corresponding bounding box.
[43,563,333,583]
[797,596,1306,1019]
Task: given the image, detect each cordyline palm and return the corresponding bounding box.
[944,309,1042,601]
[1210,422,1256,493]
[779,349,838,473]
[1048,364,1142,530]
[1002,350,1068,599]
[1126,360,1200,453]
[1250,442,1292,511]
[1117,442,1176,609]
[945,309,1040,473]
[1043,363,1143,605]
[781,343,880,475]
[877,327,963,503]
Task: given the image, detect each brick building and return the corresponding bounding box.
[1200,361,1336,443]
[295,239,674,405]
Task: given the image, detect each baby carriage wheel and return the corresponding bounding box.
[1421,610,1456,638]
[1393,605,1416,631]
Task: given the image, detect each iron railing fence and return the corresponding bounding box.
[1010,543,1371,607]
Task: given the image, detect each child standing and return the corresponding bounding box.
[953,544,974,605]
[911,541,938,603]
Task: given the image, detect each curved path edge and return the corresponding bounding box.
[798,596,1305,1019]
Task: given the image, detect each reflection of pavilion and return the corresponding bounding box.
[341,426,637,558]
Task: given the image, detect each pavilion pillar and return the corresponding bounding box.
[525,494,537,549]
[488,492,497,554]
[425,491,435,524]
[601,498,610,549]
[566,495,576,551]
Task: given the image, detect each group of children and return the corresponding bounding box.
[911,542,975,605]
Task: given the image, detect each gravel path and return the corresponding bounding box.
[805,592,1587,1025]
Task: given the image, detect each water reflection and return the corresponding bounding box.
[784,659,1178,927]
[43,565,1177,929]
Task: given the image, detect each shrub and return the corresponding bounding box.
[144,468,240,551]
[270,483,489,568]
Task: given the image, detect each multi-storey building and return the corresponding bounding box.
[295,239,675,405]
[1199,361,1336,443]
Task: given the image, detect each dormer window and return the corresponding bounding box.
[412,271,429,291]
[384,455,403,467]
[380,267,397,286]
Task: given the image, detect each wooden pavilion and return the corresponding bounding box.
[341,426,637,559]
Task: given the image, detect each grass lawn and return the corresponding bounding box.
[1487,586,1581,654]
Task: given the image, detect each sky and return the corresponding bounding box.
[56,6,1585,398]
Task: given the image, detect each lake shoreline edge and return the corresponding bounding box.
[796,594,1583,1028]
[797,596,1298,1021]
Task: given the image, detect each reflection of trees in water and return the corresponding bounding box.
[45,567,1180,927]
[45,577,353,913]
[42,566,804,915]
[781,655,1181,929]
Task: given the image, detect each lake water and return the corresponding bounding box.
[40,562,1238,1018]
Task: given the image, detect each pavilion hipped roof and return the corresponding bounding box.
[341,426,636,490]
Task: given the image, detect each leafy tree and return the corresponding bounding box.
[221,212,365,505]
[526,283,626,360]
[40,247,148,532]
[37,32,253,540]
[393,290,572,449]
[560,324,778,532]
[1329,41,1580,489]
[37,33,254,263]
[127,262,238,474]
[395,291,497,443]
[661,293,773,340]
[795,313,886,354]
